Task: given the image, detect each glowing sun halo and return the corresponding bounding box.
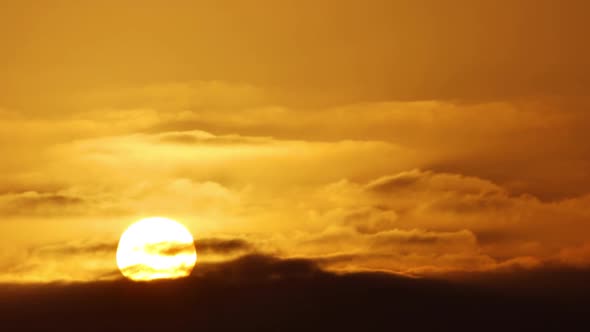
[116,217,197,281]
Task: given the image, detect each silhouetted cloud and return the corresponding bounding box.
[143,242,196,256]
[196,238,254,255]
[1,254,589,331]
[142,238,255,256]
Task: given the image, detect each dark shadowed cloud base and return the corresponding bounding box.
[1,255,589,331]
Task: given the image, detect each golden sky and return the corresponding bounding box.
[2,0,590,282]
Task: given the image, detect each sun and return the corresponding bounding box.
[116,217,197,281]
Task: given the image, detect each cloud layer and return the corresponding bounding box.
[1,1,590,283]
[2,121,590,281]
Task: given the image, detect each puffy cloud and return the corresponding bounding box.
[87,98,590,200]
[265,169,590,274]
[3,122,590,281]
[2,97,590,282]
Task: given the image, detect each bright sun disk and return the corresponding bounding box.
[116,217,197,281]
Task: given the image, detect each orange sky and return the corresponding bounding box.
[1,0,590,282]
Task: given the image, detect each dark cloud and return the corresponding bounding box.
[34,242,117,256]
[366,170,502,196]
[360,170,526,224]
[372,231,456,246]
[196,238,254,255]
[429,191,514,214]
[157,131,270,146]
[0,191,85,216]
[143,242,196,256]
[133,238,256,256]
[366,171,424,193]
[27,237,255,259]
[473,230,525,246]
[24,194,82,206]
[367,230,478,258]
[343,206,397,234]
[1,237,257,282]
[1,255,589,331]
[192,254,323,282]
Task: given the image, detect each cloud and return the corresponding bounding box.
[156,130,272,146]
[0,191,86,217]
[3,96,590,201]
[34,242,117,256]
[192,254,324,282]
[4,159,590,281]
[295,227,494,275]
[277,169,590,274]
[139,237,255,257]
[2,99,590,281]
[370,229,476,249]
[196,238,254,255]
[558,242,590,268]
[0,242,118,283]
[0,235,260,283]
[139,99,590,200]
[143,242,196,256]
[0,0,589,291]
[366,169,501,196]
